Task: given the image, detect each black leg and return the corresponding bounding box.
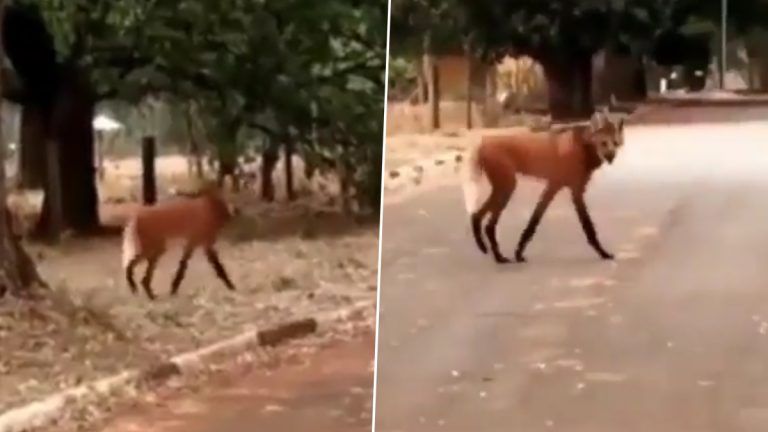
[484,189,513,264]
[471,211,488,254]
[571,192,614,260]
[170,247,195,296]
[205,247,236,290]
[485,216,511,263]
[126,257,141,295]
[141,256,159,300]
[515,185,560,262]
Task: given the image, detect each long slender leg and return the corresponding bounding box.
[126,257,141,294]
[484,188,514,264]
[141,256,160,300]
[471,200,493,254]
[515,184,561,262]
[571,190,614,260]
[204,247,236,290]
[170,246,196,296]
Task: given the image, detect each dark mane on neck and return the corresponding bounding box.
[572,126,603,171]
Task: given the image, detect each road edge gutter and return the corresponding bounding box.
[0,299,374,432]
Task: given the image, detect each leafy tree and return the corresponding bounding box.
[392,0,768,120]
[1,0,386,238]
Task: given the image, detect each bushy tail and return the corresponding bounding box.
[461,139,488,214]
[122,217,139,270]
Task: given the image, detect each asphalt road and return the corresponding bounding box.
[375,108,768,432]
[95,333,374,432]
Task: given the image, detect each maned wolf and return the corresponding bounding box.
[122,184,237,299]
[462,109,625,264]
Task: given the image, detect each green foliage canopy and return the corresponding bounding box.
[18,0,387,209]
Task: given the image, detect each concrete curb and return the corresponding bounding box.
[0,300,374,432]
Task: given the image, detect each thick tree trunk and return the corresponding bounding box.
[632,57,648,101]
[260,140,279,201]
[36,65,99,236]
[0,0,45,297]
[541,54,595,121]
[0,100,21,295]
[593,50,647,105]
[18,104,46,189]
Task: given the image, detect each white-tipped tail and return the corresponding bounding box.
[461,138,488,214]
[121,217,138,269]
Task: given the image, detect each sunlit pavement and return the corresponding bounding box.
[375,106,768,432]
[96,333,374,432]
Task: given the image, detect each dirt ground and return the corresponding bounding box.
[0,155,378,414]
[74,331,375,432]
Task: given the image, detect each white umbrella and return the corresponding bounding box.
[92,115,122,180]
[93,114,123,132]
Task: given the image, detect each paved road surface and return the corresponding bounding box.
[376,107,768,432]
[96,333,374,432]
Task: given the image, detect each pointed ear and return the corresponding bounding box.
[590,111,604,131]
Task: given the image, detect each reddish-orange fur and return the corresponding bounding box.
[122,186,236,299]
[463,112,624,263]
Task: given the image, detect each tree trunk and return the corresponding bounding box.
[284,140,295,201]
[483,66,499,127]
[415,56,428,104]
[0,205,44,297]
[632,56,648,101]
[541,54,595,121]
[260,140,279,201]
[425,55,441,131]
[759,59,768,92]
[36,66,99,236]
[216,138,239,192]
[217,159,239,192]
[18,104,46,189]
[423,33,440,131]
[593,50,647,105]
[0,1,45,297]
[184,104,204,179]
[465,48,473,130]
[95,130,105,180]
[337,140,352,214]
[43,136,63,241]
[141,136,157,205]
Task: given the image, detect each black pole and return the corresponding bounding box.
[141,136,156,205]
[720,0,727,90]
[284,140,295,201]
